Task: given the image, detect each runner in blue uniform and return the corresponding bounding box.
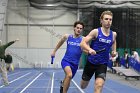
[51,21,85,93]
[80,10,117,93]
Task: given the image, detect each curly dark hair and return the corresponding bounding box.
[73,21,84,29]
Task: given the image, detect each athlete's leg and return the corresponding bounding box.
[61,60,73,93]
[63,66,72,93]
[94,78,105,93]
[81,61,94,89]
[80,79,90,89]
[94,64,107,93]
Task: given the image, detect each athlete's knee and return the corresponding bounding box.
[94,83,103,93]
[95,79,104,89]
[66,73,72,79]
[95,82,104,88]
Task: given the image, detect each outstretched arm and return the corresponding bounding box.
[51,34,68,57]
[4,38,19,49]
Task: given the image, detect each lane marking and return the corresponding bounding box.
[0,70,29,80]
[77,70,118,93]
[72,79,85,93]
[0,72,31,88]
[45,73,52,93]
[9,72,40,93]
[19,73,43,93]
[104,85,118,93]
[50,72,55,93]
[0,72,20,80]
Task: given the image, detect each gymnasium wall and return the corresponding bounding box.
[4,0,78,68]
[3,0,140,68]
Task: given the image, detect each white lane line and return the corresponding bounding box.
[50,72,55,93]
[9,72,31,83]
[0,70,27,80]
[8,71,21,77]
[8,70,35,77]
[19,73,43,93]
[104,85,118,93]
[72,79,85,93]
[0,72,31,88]
[9,72,40,93]
[45,75,52,93]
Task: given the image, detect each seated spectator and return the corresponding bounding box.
[131,49,140,63]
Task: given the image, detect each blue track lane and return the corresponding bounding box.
[0,68,140,93]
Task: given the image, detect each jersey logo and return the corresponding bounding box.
[68,41,80,46]
[99,38,111,44]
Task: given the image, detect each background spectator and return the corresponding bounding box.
[124,50,129,68]
[131,49,140,63]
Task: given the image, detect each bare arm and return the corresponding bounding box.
[51,34,68,57]
[111,32,117,55]
[80,29,98,55]
[82,44,89,54]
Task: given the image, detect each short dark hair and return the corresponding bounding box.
[74,21,84,29]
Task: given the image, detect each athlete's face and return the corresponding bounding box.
[101,14,112,29]
[74,24,83,36]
